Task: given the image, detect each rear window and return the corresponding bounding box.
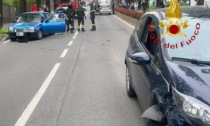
[100,5,109,8]
[164,14,210,61]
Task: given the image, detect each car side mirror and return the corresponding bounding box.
[129,52,151,65]
[45,20,49,23]
[14,20,17,23]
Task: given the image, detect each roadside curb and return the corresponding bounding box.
[0,35,9,43]
[114,11,138,27]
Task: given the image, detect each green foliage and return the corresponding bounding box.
[149,5,156,11]
[3,0,44,6]
[0,28,8,34]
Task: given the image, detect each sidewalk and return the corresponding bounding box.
[0,23,12,42]
[3,23,13,29]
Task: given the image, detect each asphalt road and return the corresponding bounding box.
[0,13,148,126]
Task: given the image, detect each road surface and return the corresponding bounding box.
[0,13,148,126]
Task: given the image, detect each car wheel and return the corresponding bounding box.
[126,66,136,97]
[10,38,16,41]
[37,30,43,40]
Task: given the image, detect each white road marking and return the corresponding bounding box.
[15,63,61,126]
[113,15,135,29]
[2,40,10,44]
[68,40,73,46]
[72,31,78,39]
[60,49,68,58]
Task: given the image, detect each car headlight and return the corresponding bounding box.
[9,27,13,32]
[172,87,210,124]
[29,27,34,32]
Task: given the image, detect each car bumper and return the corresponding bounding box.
[9,32,38,39]
[100,10,112,14]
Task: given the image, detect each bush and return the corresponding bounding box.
[115,7,144,20]
[0,28,8,34]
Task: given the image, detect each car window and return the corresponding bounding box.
[136,16,147,41]
[48,13,65,22]
[142,16,159,57]
[100,4,109,8]
[165,14,210,61]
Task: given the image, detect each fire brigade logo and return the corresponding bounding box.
[159,0,189,38]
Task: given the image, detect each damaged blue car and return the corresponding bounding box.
[8,12,66,41]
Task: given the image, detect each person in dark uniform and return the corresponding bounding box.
[159,0,165,8]
[141,1,146,13]
[96,3,100,14]
[112,2,115,14]
[76,3,86,32]
[65,3,75,33]
[90,3,96,31]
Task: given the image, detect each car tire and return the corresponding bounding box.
[10,38,16,41]
[126,66,136,97]
[37,30,43,40]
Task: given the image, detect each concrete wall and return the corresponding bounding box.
[3,4,16,23]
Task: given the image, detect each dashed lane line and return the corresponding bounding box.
[68,40,73,46]
[15,63,61,126]
[72,31,78,39]
[60,49,68,58]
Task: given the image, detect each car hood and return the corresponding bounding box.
[11,22,39,29]
[166,61,210,106]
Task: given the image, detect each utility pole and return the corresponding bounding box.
[0,0,3,28]
[138,0,141,9]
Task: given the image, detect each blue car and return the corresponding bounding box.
[8,12,66,41]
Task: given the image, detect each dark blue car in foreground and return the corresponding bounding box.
[125,6,210,126]
[8,12,66,41]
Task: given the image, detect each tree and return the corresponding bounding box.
[0,0,3,28]
[20,0,27,13]
[36,0,41,11]
[138,0,141,9]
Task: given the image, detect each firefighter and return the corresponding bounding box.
[90,3,96,31]
[96,3,100,14]
[76,3,86,32]
[65,3,75,33]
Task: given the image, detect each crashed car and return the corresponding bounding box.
[8,12,66,41]
[125,6,210,126]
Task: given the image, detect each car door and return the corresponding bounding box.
[42,13,66,33]
[127,16,150,111]
[128,15,169,111]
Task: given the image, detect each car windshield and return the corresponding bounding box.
[164,13,210,62]
[17,14,40,23]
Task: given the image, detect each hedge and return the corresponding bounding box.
[115,7,144,20]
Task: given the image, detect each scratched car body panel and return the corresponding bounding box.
[125,6,210,126]
[8,12,66,41]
